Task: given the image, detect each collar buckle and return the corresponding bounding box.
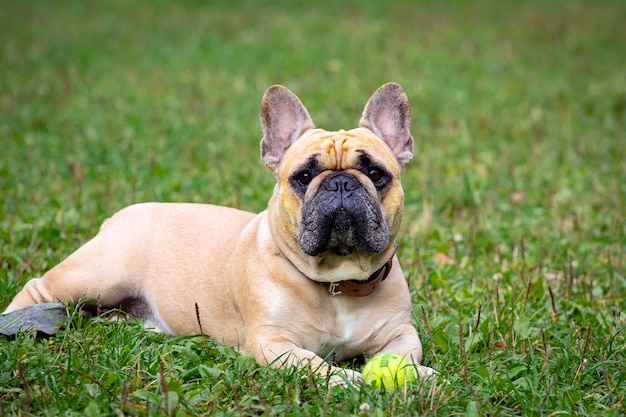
[328,282,342,296]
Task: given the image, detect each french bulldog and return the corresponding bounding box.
[3,83,433,386]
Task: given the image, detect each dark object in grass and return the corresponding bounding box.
[0,303,67,337]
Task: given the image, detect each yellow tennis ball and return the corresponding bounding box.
[362,353,416,390]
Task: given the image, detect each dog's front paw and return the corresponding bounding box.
[328,368,363,388]
[415,364,436,379]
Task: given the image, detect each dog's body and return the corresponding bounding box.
[3,83,432,385]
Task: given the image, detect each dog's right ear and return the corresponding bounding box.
[260,85,316,173]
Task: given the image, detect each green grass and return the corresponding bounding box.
[1,0,625,415]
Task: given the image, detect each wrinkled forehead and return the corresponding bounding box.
[280,128,399,173]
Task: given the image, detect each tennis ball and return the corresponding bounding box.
[362,353,416,390]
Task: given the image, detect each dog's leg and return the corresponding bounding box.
[249,337,363,387]
[3,233,138,314]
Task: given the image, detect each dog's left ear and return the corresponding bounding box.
[260,85,316,173]
[359,82,414,170]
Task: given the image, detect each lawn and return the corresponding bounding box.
[1,0,625,415]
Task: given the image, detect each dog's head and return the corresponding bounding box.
[260,83,413,282]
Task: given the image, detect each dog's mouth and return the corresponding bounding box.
[296,172,389,257]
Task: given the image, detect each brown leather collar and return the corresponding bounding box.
[327,245,397,297]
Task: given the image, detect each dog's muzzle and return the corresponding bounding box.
[297,172,390,256]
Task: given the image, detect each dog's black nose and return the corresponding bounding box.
[323,172,360,193]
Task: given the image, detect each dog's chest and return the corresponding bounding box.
[329,302,360,341]
[316,299,378,359]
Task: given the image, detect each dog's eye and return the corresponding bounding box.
[290,165,319,196]
[296,171,313,186]
[368,168,383,183]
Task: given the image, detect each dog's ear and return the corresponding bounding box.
[359,82,414,170]
[260,85,316,173]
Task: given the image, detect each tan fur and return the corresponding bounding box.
[3,84,433,386]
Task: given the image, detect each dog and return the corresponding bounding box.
[3,83,433,386]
